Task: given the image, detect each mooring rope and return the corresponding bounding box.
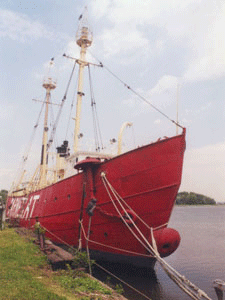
[79,220,154,258]
[39,223,153,300]
[79,221,153,300]
[94,261,153,300]
[100,172,213,300]
[101,174,156,256]
[86,216,93,275]
[102,173,168,231]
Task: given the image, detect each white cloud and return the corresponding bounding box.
[98,26,150,58]
[122,75,179,114]
[0,103,15,121]
[0,140,42,191]
[184,103,212,120]
[90,0,225,82]
[0,168,15,190]
[90,0,111,19]
[0,9,57,42]
[149,75,178,96]
[91,0,197,25]
[181,118,192,126]
[182,2,225,81]
[180,142,225,202]
[154,119,161,124]
[90,0,198,58]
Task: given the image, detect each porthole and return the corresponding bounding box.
[162,243,170,249]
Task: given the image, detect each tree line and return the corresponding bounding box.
[0,190,8,205]
[0,189,218,206]
[176,192,216,205]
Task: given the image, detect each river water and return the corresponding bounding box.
[93,206,225,300]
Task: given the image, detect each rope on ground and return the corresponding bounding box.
[100,172,213,300]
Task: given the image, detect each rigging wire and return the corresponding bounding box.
[23,100,45,163]
[12,101,45,190]
[65,71,79,141]
[49,95,58,171]
[49,94,57,144]
[87,50,184,130]
[88,64,104,152]
[47,60,77,150]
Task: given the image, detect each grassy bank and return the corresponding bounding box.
[0,227,123,300]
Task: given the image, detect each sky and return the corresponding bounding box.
[0,0,225,202]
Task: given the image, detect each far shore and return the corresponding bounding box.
[175,203,225,206]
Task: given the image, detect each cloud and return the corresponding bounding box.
[90,0,111,19]
[90,0,225,82]
[180,142,225,202]
[184,6,225,82]
[0,9,56,42]
[0,103,15,121]
[154,119,161,125]
[98,26,150,59]
[91,0,197,26]
[90,0,197,58]
[171,1,225,82]
[0,140,43,191]
[149,75,178,96]
[122,75,179,114]
[0,168,14,190]
[185,102,212,117]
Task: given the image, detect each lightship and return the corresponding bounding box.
[6,10,186,267]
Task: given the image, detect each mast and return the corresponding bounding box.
[39,75,56,188]
[74,9,93,153]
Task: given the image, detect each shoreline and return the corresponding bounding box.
[0,227,127,300]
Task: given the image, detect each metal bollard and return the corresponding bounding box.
[214,279,225,300]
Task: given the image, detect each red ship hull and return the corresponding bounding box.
[6,129,185,267]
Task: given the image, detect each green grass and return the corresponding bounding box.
[0,228,118,300]
[55,272,112,295]
[0,228,66,300]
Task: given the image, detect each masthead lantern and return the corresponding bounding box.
[76,8,93,48]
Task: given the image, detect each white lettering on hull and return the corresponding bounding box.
[22,195,40,220]
[9,197,27,218]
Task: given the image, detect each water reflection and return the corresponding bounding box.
[93,206,225,300]
[93,261,163,300]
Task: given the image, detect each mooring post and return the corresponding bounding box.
[0,206,3,230]
[214,280,225,300]
[0,197,5,230]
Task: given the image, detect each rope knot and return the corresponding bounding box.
[101,172,106,178]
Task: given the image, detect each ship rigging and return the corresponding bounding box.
[7,8,186,272]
